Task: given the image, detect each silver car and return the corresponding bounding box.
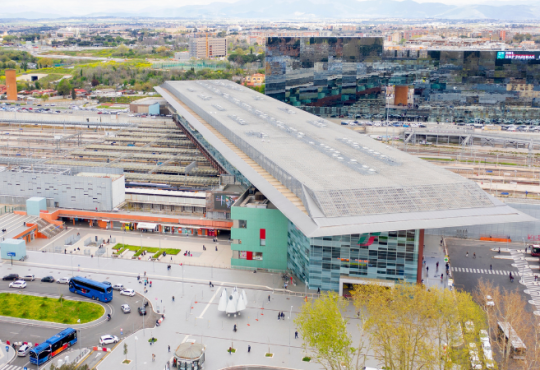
[121,304,131,314]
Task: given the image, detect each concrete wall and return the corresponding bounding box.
[0,169,122,211]
[230,205,288,271]
[111,176,126,209]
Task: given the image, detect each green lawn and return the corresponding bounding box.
[0,293,104,324]
[113,244,181,259]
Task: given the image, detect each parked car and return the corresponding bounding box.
[17,343,32,357]
[99,335,119,345]
[121,304,131,313]
[41,276,55,283]
[9,280,27,289]
[22,275,35,281]
[57,277,70,284]
[3,274,19,281]
[138,306,147,316]
[112,283,124,291]
[120,289,135,297]
[102,281,112,286]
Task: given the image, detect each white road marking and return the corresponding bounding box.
[197,286,222,319]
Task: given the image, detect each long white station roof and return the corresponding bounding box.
[157,80,535,237]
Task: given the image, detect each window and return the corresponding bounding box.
[260,229,266,246]
[238,220,247,229]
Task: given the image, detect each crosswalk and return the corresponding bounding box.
[452,267,521,276]
[509,250,540,315]
[0,364,24,370]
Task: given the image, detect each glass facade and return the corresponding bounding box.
[266,37,540,122]
[288,221,420,291]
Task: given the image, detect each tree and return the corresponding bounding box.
[474,279,540,370]
[57,79,72,98]
[71,88,76,100]
[295,292,367,370]
[352,283,486,370]
[41,94,50,101]
[38,57,53,67]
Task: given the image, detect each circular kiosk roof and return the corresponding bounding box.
[175,342,205,360]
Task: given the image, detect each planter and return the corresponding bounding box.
[265,353,274,358]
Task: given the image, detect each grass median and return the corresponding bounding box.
[0,293,104,324]
[112,243,181,259]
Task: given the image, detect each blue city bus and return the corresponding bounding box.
[69,276,113,302]
[29,328,77,365]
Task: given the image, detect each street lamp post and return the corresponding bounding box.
[134,336,138,370]
[288,305,293,354]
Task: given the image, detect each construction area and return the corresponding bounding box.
[0,117,226,216]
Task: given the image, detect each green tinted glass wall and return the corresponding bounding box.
[288,222,419,291]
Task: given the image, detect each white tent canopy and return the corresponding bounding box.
[136,222,158,230]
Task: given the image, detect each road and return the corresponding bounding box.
[447,238,537,312]
[0,278,159,369]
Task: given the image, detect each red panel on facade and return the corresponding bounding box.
[246,251,253,260]
[260,229,266,239]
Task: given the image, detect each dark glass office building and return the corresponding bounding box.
[266,37,540,122]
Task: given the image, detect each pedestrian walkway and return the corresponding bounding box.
[509,250,540,316]
[451,267,521,276]
[0,364,24,370]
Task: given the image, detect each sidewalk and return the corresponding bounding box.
[422,235,451,290]
[0,341,15,369]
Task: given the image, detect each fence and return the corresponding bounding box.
[65,234,81,246]
[84,237,91,246]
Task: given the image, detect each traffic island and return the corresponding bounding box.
[112,244,181,259]
[0,293,104,324]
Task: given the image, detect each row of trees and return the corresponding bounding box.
[296,281,539,370]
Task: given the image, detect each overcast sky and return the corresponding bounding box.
[3,0,537,15]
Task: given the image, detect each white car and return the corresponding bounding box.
[469,343,482,370]
[121,304,131,313]
[17,343,32,357]
[99,335,119,345]
[120,289,135,297]
[9,280,27,289]
[57,277,70,284]
[22,275,35,281]
[112,283,124,291]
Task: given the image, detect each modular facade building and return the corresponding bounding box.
[265,37,540,121]
[0,165,125,211]
[157,80,533,292]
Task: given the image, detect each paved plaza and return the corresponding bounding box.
[0,251,380,370]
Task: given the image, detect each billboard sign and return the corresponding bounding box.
[213,194,239,210]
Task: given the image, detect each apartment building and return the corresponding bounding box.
[188,37,227,59]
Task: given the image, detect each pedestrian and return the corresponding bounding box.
[473,253,476,259]
[426,266,429,274]
[490,264,492,271]
[536,275,538,282]
[440,274,443,281]
[152,354,155,362]
[466,251,469,257]
[498,248,501,254]
[228,347,232,355]
[203,245,205,250]
[144,271,146,277]
[268,295,271,302]
[278,312,280,320]
[436,261,439,270]
[216,246,218,251]
[233,324,237,332]
[295,330,298,339]
[317,287,321,294]
[170,256,172,261]
[64,249,66,254]
[209,281,212,287]
[168,345,170,352]
[248,345,251,353]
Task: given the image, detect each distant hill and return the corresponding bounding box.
[4,0,540,20]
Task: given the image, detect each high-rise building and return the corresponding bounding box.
[5,69,17,101]
[189,38,227,59]
[265,37,540,121]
